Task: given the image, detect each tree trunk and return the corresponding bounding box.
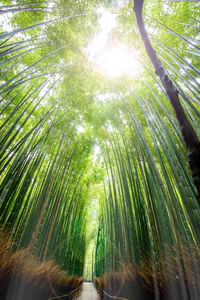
[133,0,200,203]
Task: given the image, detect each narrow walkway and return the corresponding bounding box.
[76,282,100,300]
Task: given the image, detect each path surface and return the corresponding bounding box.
[76,282,100,300]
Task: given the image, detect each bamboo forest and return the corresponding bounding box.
[0,0,200,299]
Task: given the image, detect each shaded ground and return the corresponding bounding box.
[77,282,100,300]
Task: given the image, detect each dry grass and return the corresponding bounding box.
[94,244,200,300]
[0,231,83,300]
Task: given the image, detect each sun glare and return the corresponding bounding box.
[87,7,140,78]
[96,45,139,77]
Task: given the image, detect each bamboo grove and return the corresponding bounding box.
[0,0,96,278]
[95,1,200,278]
[0,0,200,299]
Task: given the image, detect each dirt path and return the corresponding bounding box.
[76,282,100,300]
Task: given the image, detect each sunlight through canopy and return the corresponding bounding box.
[86,7,140,77]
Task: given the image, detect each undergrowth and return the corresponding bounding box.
[94,244,200,300]
[0,231,83,300]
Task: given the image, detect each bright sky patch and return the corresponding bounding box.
[86,7,140,78]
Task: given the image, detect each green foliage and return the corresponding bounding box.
[0,0,200,282]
